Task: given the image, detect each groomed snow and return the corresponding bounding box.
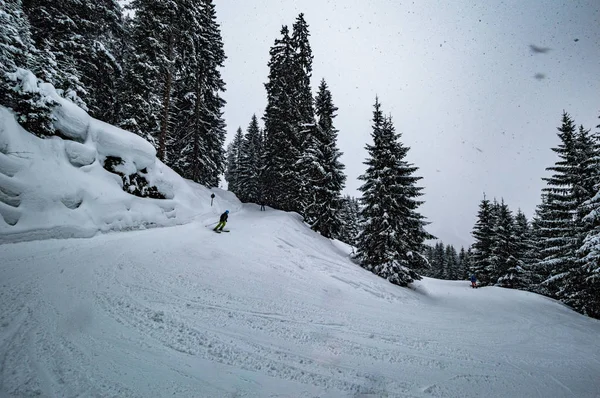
[1,206,599,397]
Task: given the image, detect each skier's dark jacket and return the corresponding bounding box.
[219,212,228,222]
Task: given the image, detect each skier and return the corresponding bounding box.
[470,274,477,289]
[213,210,229,232]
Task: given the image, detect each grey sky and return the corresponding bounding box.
[215,0,600,248]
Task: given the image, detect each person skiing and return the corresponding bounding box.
[470,274,477,288]
[213,210,229,232]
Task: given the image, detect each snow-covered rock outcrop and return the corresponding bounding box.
[0,71,240,243]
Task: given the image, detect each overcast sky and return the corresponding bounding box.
[214,0,600,248]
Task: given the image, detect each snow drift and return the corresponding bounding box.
[0,70,239,244]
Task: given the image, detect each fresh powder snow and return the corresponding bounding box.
[1,80,600,397]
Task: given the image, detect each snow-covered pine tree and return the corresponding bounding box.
[22,0,124,117]
[470,195,495,285]
[237,115,263,203]
[570,116,600,318]
[356,99,433,287]
[291,13,316,213]
[337,195,361,246]
[491,200,522,288]
[190,0,226,188]
[119,0,174,147]
[536,112,584,299]
[444,245,459,280]
[502,209,534,289]
[302,79,346,238]
[0,0,56,136]
[225,127,243,196]
[457,247,471,280]
[169,0,227,187]
[263,25,301,211]
[21,0,86,108]
[430,242,446,279]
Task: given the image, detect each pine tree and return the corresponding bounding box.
[458,247,471,280]
[491,200,523,288]
[0,0,56,136]
[536,112,583,298]
[225,127,243,195]
[431,242,446,279]
[22,0,124,116]
[119,0,173,147]
[470,196,495,285]
[302,79,346,238]
[444,245,459,280]
[262,25,301,211]
[356,99,433,287]
[21,0,86,108]
[501,209,534,289]
[571,115,600,318]
[338,195,361,246]
[237,114,263,203]
[291,13,316,212]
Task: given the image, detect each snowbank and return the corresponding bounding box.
[0,73,239,243]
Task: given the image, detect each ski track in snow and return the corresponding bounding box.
[2,205,600,397]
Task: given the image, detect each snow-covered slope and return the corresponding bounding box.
[0,71,240,244]
[1,205,599,397]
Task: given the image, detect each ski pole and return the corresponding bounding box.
[204,221,218,227]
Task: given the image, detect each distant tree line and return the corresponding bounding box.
[466,111,600,319]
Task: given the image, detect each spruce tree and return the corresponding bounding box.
[262,25,301,211]
[444,245,459,280]
[570,116,600,317]
[458,247,471,280]
[237,114,263,203]
[303,79,346,238]
[291,13,316,212]
[491,200,523,288]
[0,0,56,136]
[470,196,495,285]
[431,242,446,279]
[536,112,582,298]
[119,0,173,147]
[338,195,361,246]
[502,209,534,289]
[356,99,432,287]
[225,127,243,196]
[22,0,124,116]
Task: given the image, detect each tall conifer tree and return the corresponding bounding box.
[356,99,432,286]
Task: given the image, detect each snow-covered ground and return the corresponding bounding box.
[2,205,600,397]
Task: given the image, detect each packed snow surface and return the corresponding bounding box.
[1,206,600,397]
